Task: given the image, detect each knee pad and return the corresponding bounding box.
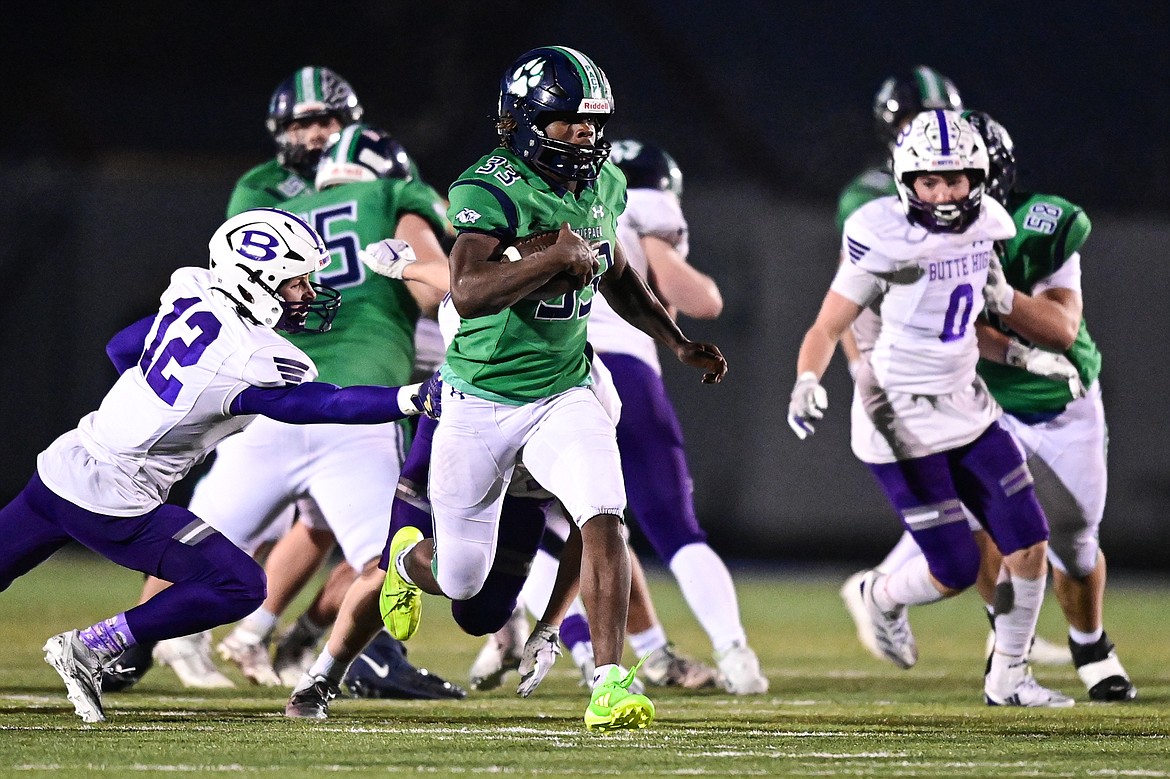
[451,572,524,635]
[913,521,981,591]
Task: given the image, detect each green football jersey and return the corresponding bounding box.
[280,176,450,387]
[836,166,895,231]
[977,192,1100,414]
[226,159,314,217]
[443,148,627,405]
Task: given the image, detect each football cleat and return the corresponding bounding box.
[584,664,655,732]
[155,631,235,689]
[984,630,1073,666]
[100,641,156,693]
[1070,633,1136,701]
[345,630,466,700]
[468,605,527,691]
[379,527,424,641]
[216,630,281,687]
[859,570,917,669]
[43,631,107,723]
[714,642,769,695]
[841,570,883,661]
[272,623,320,688]
[985,656,1075,708]
[285,676,340,719]
[642,643,718,689]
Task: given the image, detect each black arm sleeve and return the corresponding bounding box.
[229,383,410,425]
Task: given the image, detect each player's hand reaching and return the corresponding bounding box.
[407,371,444,419]
[787,371,828,440]
[674,341,727,384]
[516,621,562,698]
[1005,340,1086,399]
[360,239,418,280]
[983,254,1016,316]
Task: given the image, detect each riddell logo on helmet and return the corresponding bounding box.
[578,100,611,112]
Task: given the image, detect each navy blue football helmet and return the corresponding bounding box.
[609,139,683,197]
[497,46,614,181]
[963,110,1017,206]
[266,66,364,179]
[873,66,963,145]
[315,124,413,189]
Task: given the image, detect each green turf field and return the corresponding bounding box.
[1,552,1167,778]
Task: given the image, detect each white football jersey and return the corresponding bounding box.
[587,189,689,373]
[833,196,1016,395]
[37,267,318,515]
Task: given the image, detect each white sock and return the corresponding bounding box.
[237,607,279,642]
[881,555,945,610]
[993,573,1045,658]
[875,531,924,575]
[570,640,594,670]
[592,663,618,688]
[394,545,417,585]
[304,647,345,687]
[668,543,747,653]
[518,549,561,620]
[1069,626,1103,646]
[628,624,667,657]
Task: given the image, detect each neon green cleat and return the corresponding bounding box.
[379,527,424,640]
[584,662,656,732]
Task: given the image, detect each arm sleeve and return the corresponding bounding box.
[229,382,412,425]
[106,315,154,374]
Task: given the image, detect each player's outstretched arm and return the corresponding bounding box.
[229,374,441,425]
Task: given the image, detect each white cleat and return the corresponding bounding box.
[155,631,235,689]
[985,656,1075,708]
[860,570,917,669]
[985,630,1073,666]
[841,569,883,660]
[715,642,769,695]
[43,631,107,723]
[468,605,528,691]
[216,630,280,687]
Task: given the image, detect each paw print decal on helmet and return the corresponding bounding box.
[507,58,545,98]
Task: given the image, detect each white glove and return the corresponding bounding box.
[983,255,1016,315]
[1005,340,1086,399]
[516,621,562,698]
[787,371,828,440]
[359,239,417,279]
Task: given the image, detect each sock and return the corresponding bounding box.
[1069,626,1103,646]
[627,624,668,657]
[78,614,136,657]
[881,555,944,610]
[875,531,925,575]
[394,546,417,585]
[517,549,561,620]
[237,607,279,642]
[592,663,617,688]
[668,543,748,653]
[560,612,591,651]
[570,640,595,671]
[303,647,345,688]
[993,573,1045,658]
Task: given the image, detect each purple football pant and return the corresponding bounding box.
[867,422,1049,591]
[0,472,266,643]
[600,353,707,562]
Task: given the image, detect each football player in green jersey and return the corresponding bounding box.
[380,46,726,732]
[970,112,1134,700]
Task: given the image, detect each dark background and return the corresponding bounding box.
[3,2,1168,571]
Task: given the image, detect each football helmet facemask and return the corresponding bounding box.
[873,65,963,145]
[208,208,341,332]
[497,46,614,181]
[315,123,414,189]
[609,139,683,197]
[267,66,364,179]
[892,110,989,234]
[963,110,1017,206]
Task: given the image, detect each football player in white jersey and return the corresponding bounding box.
[788,111,1073,707]
[0,209,439,723]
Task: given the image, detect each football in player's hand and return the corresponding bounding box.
[501,229,588,300]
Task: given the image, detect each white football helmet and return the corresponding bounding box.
[892,109,988,233]
[208,208,340,332]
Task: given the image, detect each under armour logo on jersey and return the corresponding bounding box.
[846,236,870,263]
[591,204,605,219]
[455,208,481,225]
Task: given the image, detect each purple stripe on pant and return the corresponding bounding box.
[600,353,707,562]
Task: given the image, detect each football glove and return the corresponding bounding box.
[787,371,828,440]
[983,255,1016,316]
[1005,340,1086,399]
[413,371,443,419]
[360,239,418,280]
[516,621,562,698]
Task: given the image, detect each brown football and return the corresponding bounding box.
[501,229,587,300]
